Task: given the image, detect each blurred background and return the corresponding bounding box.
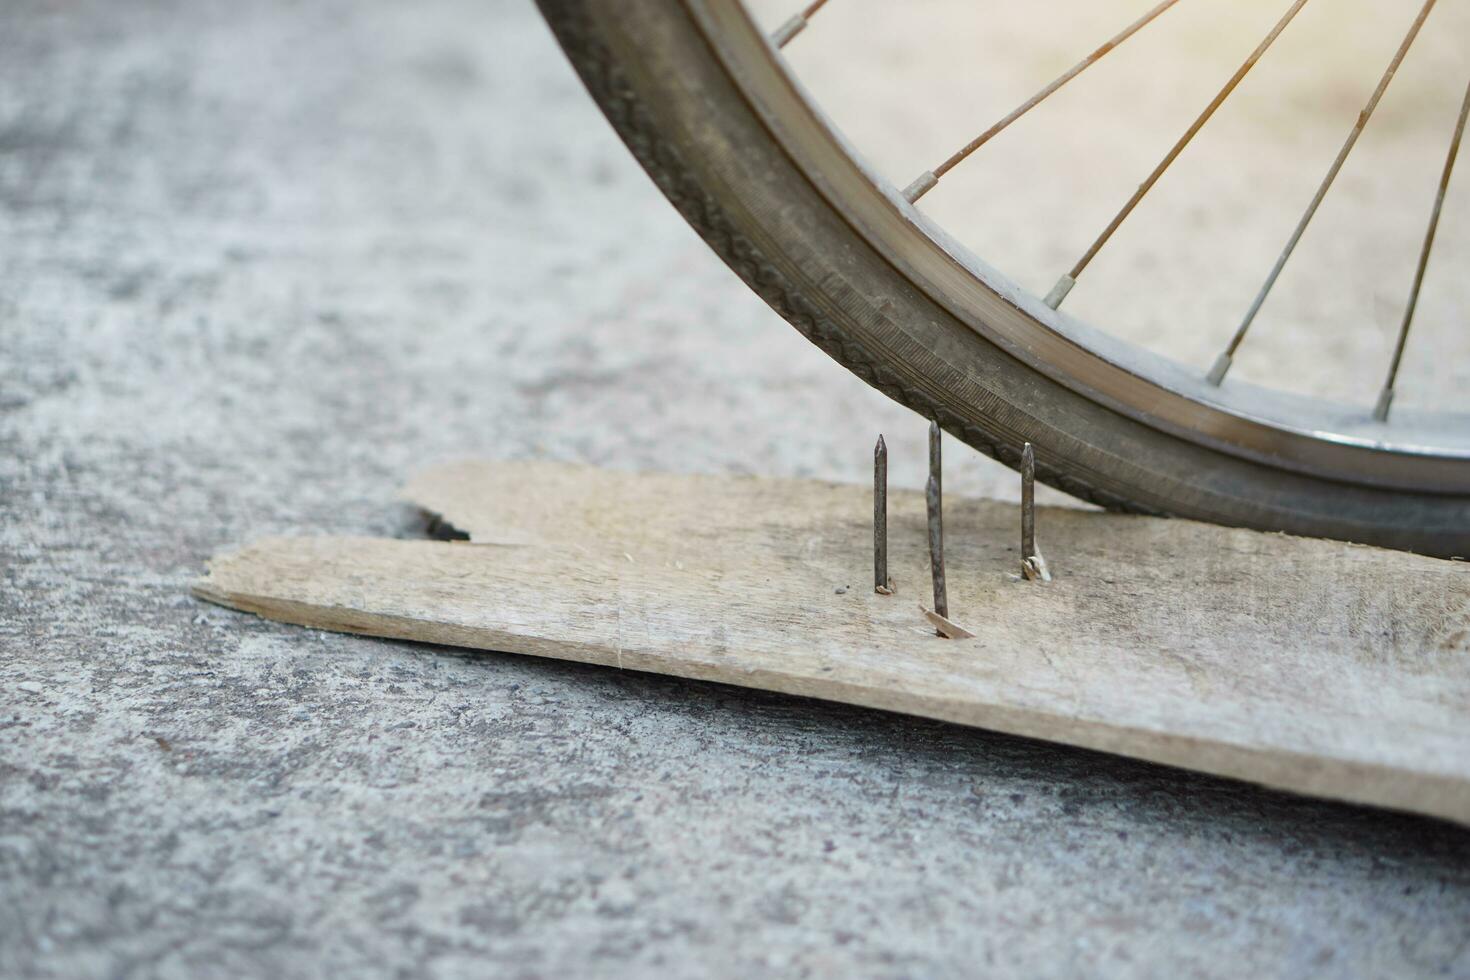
[749,0,1470,412]
[5,1,1469,976]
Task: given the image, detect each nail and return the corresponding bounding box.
[928,420,942,500]
[874,435,889,593]
[1020,442,1052,582]
[926,472,947,627]
[1021,442,1035,561]
[928,421,948,628]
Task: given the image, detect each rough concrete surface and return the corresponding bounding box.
[2,1,1468,977]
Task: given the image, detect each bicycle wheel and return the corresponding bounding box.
[535,0,1470,556]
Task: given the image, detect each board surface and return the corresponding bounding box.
[194,460,1470,825]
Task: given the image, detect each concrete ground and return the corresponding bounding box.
[2,0,1468,977]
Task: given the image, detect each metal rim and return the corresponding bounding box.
[687,0,1470,493]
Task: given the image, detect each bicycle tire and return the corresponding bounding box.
[536,0,1470,557]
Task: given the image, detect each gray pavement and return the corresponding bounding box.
[2,1,1468,977]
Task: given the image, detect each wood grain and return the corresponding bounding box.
[194,460,1470,825]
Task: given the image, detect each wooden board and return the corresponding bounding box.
[193,460,1470,825]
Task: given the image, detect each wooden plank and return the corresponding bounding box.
[193,460,1470,825]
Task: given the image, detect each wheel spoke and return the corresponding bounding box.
[1043,0,1313,310]
[767,0,1461,431]
[1374,77,1470,421]
[1207,0,1440,386]
[902,0,1184,203]
[771,0,832,49]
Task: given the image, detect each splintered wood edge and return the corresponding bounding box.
[920,606,975,640]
